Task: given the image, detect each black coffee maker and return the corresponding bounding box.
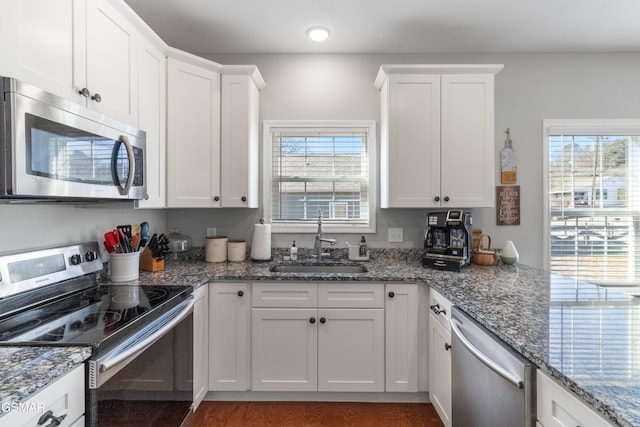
[422,210,472,271]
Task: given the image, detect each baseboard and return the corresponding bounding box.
[204,391,430,403]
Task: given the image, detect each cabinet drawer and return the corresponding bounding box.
[1,364,84,427]
[537,371,612,427]
[429,288,452,330]
[252,283,317,307]
[318,283,384,308]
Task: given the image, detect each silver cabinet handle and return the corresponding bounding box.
[91,93,102,103]
[79,87,90,98]
[450,317,524,389]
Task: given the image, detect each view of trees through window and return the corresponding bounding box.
[548,133,640,282]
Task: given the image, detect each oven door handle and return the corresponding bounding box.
[99,297,194,375]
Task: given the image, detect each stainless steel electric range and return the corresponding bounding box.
[0,242,194,427]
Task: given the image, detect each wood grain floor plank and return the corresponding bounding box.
[194,401,444,427]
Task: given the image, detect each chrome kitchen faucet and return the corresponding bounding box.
[314,207,336,259]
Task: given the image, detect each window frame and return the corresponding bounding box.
[542,119,640,269]
[263,120,377,233]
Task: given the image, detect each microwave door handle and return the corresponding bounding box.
[112,135,135,195]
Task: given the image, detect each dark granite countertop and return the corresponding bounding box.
[0,346,91,417]
[135,250,639,427]
[5,249,637,425]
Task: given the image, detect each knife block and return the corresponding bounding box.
[140,247,164,272]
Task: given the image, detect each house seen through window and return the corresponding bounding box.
[263,121,376,233]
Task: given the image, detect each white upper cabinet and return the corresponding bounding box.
[2,0,138,126]
[83,0,138,124]
[220,67,265,208]
[166,52,222,208]
[166,53,264,208]
[376,64,503,208]
[135,34,167,208]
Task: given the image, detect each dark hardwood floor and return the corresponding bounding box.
[193,401,444,427]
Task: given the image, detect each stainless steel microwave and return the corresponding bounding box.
[0,77,146,201]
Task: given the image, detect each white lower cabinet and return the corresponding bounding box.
[192,284,209,409]
[385,284,419,392]
[428,288,453,427]
[208,282,249,391]
[251,308,318,391]
[537,371,613,427]
[0,364,84,427]
[251,282,385,392]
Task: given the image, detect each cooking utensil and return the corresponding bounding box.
[104,231,120,253]
[132,224,141,237]
[117,225,132,239]
[130,233,141,252]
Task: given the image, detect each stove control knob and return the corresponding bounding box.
[85,251,97,262]
[70,254,83,265]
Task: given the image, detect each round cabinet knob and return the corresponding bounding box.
[213,196,220,202]
[388,291,395,298]
[309,317,316,324]
[434,196,440,202]
[70,254,83,265]
[319,317,326,324]
[445,343,452,351]
[91,93,102,103]
[237,290,244,297]
[444,196,450,202]
[241,196,247,202]
[78,88,90,98]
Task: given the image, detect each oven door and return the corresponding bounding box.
[3,86,146,200]
[87,297,194,427]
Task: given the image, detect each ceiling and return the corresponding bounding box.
[124,0,640,55]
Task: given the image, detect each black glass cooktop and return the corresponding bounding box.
[0,281,192,353]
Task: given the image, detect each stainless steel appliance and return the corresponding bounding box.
[0,242,194,427]
[450,307,536,427]
[0,77,146,201]
[423,210,472,271]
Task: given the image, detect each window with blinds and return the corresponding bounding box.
[544,120,640,382]
[264,121,376,232]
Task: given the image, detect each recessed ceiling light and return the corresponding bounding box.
[307,26,330,42]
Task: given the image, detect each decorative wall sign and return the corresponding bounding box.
[500,128,517,184]
[496,185,520,225]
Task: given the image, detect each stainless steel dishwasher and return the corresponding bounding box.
[450,307,536,427]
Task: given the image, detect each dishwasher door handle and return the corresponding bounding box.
[450,317,524,389]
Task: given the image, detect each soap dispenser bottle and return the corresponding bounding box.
[359,236,367,257]
[290,240,298,261]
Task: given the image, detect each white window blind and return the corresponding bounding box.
[266,122,375,231]
[546,121,640,283]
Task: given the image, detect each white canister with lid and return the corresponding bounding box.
[206,236,228,262]
[227,240,247,262]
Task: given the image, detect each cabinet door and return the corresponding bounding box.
[167,57,221,207]
[220,74,259,207]
[385,284,418,392]
[440,73,495,207]
[209,283,248,391]
[0,0,84,105]
[429,312,452,427]
[317,309,384,392]
[192,285,208,408]
[135,36,166,208]
[251,308,318,391]
[84,0,138,125]
[381,74,441,208]
[0,364,84,427]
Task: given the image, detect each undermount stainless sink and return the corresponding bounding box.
[269,263,368,273]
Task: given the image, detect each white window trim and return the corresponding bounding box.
[542,119,640,269]
[263,120,377,233]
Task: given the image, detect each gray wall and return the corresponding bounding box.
[3,52,638,269]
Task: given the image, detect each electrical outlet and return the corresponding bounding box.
[206,227,217,237]
[388,228,403,243]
